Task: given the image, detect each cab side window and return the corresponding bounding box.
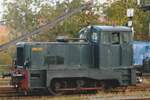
[101,32,110,45]
[121,33,131,44]
[112,32,120,44]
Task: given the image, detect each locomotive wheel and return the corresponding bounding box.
[48,80,64,95]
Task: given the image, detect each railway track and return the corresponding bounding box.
[0,86,22,97]
[0,78,22,97]
[0,76,150,97]
[0,88,149,100]
[0,84,149,97]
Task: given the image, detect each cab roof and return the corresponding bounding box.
[93,25,132,32]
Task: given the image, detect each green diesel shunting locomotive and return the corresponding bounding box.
[10,25,136,95]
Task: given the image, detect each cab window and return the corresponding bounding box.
[79,28,87,39]
[79,27,91,41]
[91,30,98,43]
[121,32,131,44]
[101,32,110,44]
[112,32,120,44]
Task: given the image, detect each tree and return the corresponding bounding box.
[0,51,12,64]
[3,0,42,39]
[1,0,100,64]
[25,0,100,41]
[3,0,100,41]
[103,0,150,35]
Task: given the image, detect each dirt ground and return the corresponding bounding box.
[0,91,149,100]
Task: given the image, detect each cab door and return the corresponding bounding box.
[120,32,132,66]
[79,27,99,68]
[100,31,111,67]
[110,32,121,67]
[100,31,121,68]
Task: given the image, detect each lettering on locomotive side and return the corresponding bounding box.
[32,47,43,52]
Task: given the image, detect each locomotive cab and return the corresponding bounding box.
[79,25,133,68]
[79,25,136,85]
[99,26,133,67]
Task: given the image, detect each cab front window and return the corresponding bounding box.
[91,32,98,43]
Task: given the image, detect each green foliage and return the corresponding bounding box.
[34,0,99,41]
[0,51,12,64]
[103,0,150,34]
[2,0,99,64]
[3,0,99,42]
[3,0,39,38]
